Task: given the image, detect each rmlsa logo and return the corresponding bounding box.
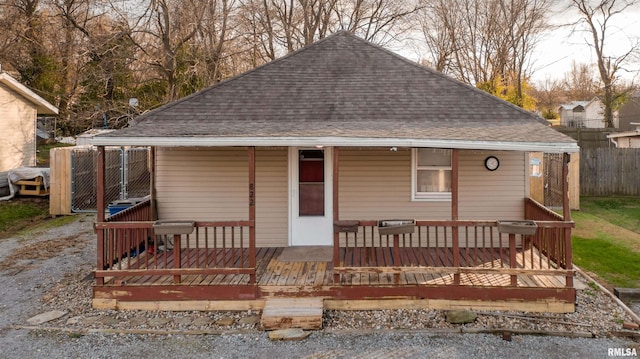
[609,348,638,357]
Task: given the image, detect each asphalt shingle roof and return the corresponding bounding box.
[99,31,576,149]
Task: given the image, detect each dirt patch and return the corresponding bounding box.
[0,232,88,273]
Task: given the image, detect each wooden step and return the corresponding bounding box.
[261,297,324,330]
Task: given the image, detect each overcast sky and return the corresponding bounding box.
[529,2,640,84]
[400,2,640,86]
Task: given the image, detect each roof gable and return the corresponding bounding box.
[0,72,58,115]
[95,31,576,152]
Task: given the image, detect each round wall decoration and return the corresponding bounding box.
[484,156,500,171]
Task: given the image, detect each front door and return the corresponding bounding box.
[289,147,333,246]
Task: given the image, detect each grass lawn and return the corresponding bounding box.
[0,197,78,240]
[1,141,75,238]
[37,142,74,167]
[0,198,50,238]
[572,196,640,288]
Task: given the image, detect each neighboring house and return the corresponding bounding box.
[558,101,588,128]
[0,71,59,172]
[607,123,640,148]
[618,92,640,131]
[558,97,615,128]
[90,32,578,314]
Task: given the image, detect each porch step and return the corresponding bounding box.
[261,297,324,330]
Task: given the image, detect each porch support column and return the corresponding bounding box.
[451,149,460,285]
[562,153,571,221]
[562,152,573,288]
[333,147,340,284]
[248,146,256,285]
[149,146,157,220]
[96,146,106,285]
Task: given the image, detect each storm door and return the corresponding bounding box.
[289,147,333,246]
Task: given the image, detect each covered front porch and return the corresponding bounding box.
[93,145,575,313]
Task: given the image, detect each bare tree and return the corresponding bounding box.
[196,0,238,84]
[418,0,552,109]
[532,76,568,119]
[118,0,209,102]
[0,0,58,98]
[238,0,419,63]
[570,0,640,127]
[563,60,599,100]
[333,0,421,44]
[418,0,462,73]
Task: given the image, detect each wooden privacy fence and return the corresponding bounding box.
[581,148,640,196]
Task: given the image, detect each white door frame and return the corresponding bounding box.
[288,147,333,246]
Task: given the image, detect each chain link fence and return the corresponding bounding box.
[71,147,150,212]
[543,153,564,209]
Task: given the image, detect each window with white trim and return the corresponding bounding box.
[412,148,452,201]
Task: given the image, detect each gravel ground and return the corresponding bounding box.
[1,214,639,359]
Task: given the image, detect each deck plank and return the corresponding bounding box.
[101,246,568,292]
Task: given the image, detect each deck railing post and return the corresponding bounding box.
[564,227,573,288]
[452,225,460,285]
[393,234,400,284]
[173,234,181,284]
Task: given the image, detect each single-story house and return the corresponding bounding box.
[0,71,59,172]
[607,122,640,148]
[90,32,578,313]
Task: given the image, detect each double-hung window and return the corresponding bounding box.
[412,148,452,201]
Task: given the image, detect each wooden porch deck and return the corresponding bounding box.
[103,246,564,289]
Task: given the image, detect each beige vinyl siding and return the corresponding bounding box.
[156,147,248,219]
[255,149,288,247]
[458,150,526,220]
[338,149,526,248]
[339,148,451,220]
[0,83,37,172]
[156,147,528,248]
[155,147,288,247]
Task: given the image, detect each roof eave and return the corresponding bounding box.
[0,73,59,115]
[89,136,580,153]
[607,131,640,138]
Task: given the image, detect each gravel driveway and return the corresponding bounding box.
[0,215,638,359]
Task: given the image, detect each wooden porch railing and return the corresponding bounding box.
[95,198,571,290]
[333,215,574,288]
[96,199,256,285]
[104,197,152,223]
[525,197,574,287]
